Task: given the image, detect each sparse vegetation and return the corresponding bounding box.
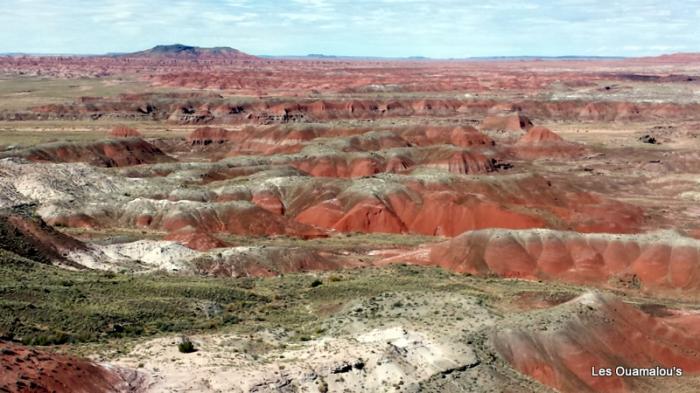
[318,378,329,393]
[0,249,266,345]
[0,246,589,351]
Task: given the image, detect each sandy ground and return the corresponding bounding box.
[112,292,498,393]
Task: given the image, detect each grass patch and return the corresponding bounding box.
[216,232,442,251]
[0,249,267,345]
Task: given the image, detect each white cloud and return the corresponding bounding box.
[279,12,334,22]
[0,0,698,57]
[291,0,330,7]
[201,11,258,23]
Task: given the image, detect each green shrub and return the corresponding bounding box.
[222,313,240,324]
[310,279,323,288]
[178,336,196,353]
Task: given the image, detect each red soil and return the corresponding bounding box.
[512,126,586,159]
[691,228,700,240]
[186,125,372,155]
[5,51,695,95]
[210,125,493,158]
[494,292,700,392]
[387,192,546,236]
[195,99,700,124]
[291,146,497,178]
[4,138,175,167]
[12,94,700,125]
[252,193,286,215]
[294,173,640,236]
[398,125,495,147]
[292,155,387,177]
[421,150,497,174]
[164,228,230,251]
[108,125,142,138]
[517,126,564,143]
[187,126,237,145]
[342,131,412,152]
[328,198,408,234]
[480,113,534,132]
[45,168,642,240]
[0,211,87,266]
[227,125,332,155]
[120,202,327,240]
[392,229,700,291]
[0,340,143,393]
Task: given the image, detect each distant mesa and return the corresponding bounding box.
[307,53,339,59]
[288,54,431,61]
[124,44,257,60]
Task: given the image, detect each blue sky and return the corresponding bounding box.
[1,0,699,57]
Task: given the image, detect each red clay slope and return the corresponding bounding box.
[382,229,700,291]
[294,179,629,237]
[0,210,87,266]
[290,147,498,178]
[481,112,534,132]
[164,228,231,251]
[518,125,564,143]
[512,126,586,159]
[2,138,175,167]
[494,292,700,392]
[293,182,546,236]
[108,125,142,138]
[106,200,328,242]
[0,340,143,393]
[187,126,238,145]
[398,125,495,147]
[188,125,376,155]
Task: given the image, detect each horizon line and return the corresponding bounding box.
[1,44,698,60]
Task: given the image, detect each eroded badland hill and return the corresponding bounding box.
[1,46,700,392]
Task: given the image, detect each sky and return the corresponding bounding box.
[1,0,699,57]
